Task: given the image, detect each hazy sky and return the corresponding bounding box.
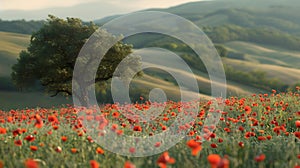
[0,0,198,10]
[0,0,201,20]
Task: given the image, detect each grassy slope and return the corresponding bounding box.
[0,32,276,108]
[0,31,264,110]
[224,41,300,68]
[1,33,299,109]
[0,91,72,110]
[132,48,263,98]
[0,31,30,76]
[223,41,300,84]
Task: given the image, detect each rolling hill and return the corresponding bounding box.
[0,30,265,110]
[0,31,30,76]
[224,41,300,68]
[1,0,300,109]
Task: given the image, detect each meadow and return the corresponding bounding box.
[0,88,299,168]
[1,1,300,167]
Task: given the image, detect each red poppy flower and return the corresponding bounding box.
[14,140,22,146]
[61,136,67,142]
[0,127,6,134]
[218,157,230,168]
[295,120,300,128]
[133,126,142,132]
[254,154,266,162]
[211,143,218,148]
[244,106,252,114]
[224,128,231,133]
[238,126,245,132]
[0,160,3,168]
[71,148,77,153]
[87,136,94,143]
[111,124,118,131]
[238,142,244,148]
[24,135,35,142]
[257,136,266,141]
[90,160,99,168]
[207,154,221,167]
[157,152,175,168]
[12,128,22,136]
[155,142,161,148]
[98,115,108,130]
[129,147,136,153]
[7,116,13,123]
[187,139,202,156]
[30,146,38,151]
[116,130,123,135]
[124,161,136,168]
[25,159,39,168]
[21,128,27,134]
[48,115,58,123]
[210,133,216,138]
[34,114,43,128]
[96,147,104,154]
[55,146,62,153]
[52,125,59,130]
[112,112,120,118]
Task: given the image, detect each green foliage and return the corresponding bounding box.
[214,44,228,57]
[288,82,300,92]
[204,24,300,51]
[11,15,141,104]
[226,51,246,60]
[225,65,287,91]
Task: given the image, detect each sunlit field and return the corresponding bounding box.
[0,88,300,168]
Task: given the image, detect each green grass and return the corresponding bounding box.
[0,91,71,110]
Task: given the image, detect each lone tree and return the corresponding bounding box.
[12,15,141,106]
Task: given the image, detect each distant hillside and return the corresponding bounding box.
[0,31,29,91]
[0,19,44,34]
[160,0,300,34]
[93,0,300,53]
[1,0,300,108]
[95,0,300,34]
[0,31,29,77]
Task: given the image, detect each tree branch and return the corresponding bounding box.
[50,89,72,97]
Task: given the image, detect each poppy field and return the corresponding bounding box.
[0,89,300,168]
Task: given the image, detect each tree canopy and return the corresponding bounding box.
[12,15,141,105]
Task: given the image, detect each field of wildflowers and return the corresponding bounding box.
[0,89,300,168]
